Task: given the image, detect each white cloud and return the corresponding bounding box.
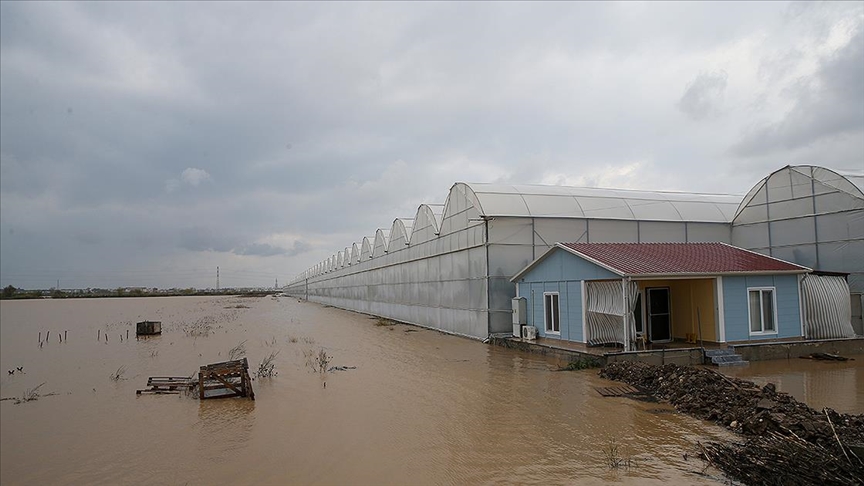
[165,168,212,192]
[180,168,211,186]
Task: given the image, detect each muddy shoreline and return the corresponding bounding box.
[600,362,864,485]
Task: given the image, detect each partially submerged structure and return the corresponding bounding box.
[136,359,255,400]
[285,165,863,340]
[198,358,254,400]
[136,320,162,336]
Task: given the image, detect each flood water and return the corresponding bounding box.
[0,296,860,485]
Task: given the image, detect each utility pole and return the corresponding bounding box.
[275,277,278,289]
[216,266,220,291]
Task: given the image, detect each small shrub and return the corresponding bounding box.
[375,318,395,327]
[304,347,331,374]
[603,440,634,470]
[256,351,279,378]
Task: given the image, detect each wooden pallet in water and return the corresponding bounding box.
[594,385,641,397]
[137,376,195,395]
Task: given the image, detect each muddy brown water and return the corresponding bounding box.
[1,297,860,485]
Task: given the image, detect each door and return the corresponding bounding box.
[647,287,671,342]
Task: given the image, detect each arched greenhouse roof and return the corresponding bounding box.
[453,182,741,223]
[389,218,414,250]
[734,165,864,221]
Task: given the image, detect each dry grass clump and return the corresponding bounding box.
[256,351,279,378]
[110,366,127,381]
[228,340,247,360]
[304,347,331,374]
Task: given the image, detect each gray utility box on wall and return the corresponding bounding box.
[512,297,527,337]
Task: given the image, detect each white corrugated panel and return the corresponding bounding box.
[801,275,855,339]
[585,280,638,347]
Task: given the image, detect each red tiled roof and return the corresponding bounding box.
[559,242,809,276]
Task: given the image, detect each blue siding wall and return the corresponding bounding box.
[516,249,618,342]
[723,275,801,341]
[519,249,619,284]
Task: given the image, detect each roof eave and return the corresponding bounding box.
[626,269,811,279]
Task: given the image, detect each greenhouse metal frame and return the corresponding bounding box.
[286,165,864,339]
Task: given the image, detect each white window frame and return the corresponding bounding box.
[747,287,778,335]
[543,292,560,335]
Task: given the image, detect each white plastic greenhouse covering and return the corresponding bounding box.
[286,165,863,340]
[732,166,864,335]
[463,183,739,222]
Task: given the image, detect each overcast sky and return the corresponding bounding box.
[1,1,862,290]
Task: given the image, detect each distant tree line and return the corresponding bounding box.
[0,285,278,300]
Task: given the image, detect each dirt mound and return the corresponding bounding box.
[600,361,864,485]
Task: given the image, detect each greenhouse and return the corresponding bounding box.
[285,165,864,340]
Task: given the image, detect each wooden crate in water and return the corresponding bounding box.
[136,320,162,335]
[198,358,255,400]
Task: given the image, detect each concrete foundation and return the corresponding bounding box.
[490,336,864,367]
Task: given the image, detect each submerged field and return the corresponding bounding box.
[1,296,861,485]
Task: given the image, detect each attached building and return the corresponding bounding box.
[510,242,812,351]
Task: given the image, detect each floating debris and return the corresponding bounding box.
[137,359,255,400]
[800,352,852,361]
[136,320,162,336]
[137,376,195,395]
[198,358,254,400]
[327,366,357,372]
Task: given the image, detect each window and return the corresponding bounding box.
[544,292,560,334]
[748,288,776,334]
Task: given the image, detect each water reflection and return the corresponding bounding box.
[721,359,863,414]
[196,399,256,458]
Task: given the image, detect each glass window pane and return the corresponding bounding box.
[749,290,761,332]
[762,290,775,331]
[545,294,553,332]
[552,295,560,332]
[634,294,643,334]
[650,289,669,314]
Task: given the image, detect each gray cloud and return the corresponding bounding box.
[732,26,864,157]
[678,71,728,121]
[233,240,312,258]
[1,1,862,288]
[179,227,238,253]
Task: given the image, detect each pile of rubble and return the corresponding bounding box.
[600,361,863,485]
